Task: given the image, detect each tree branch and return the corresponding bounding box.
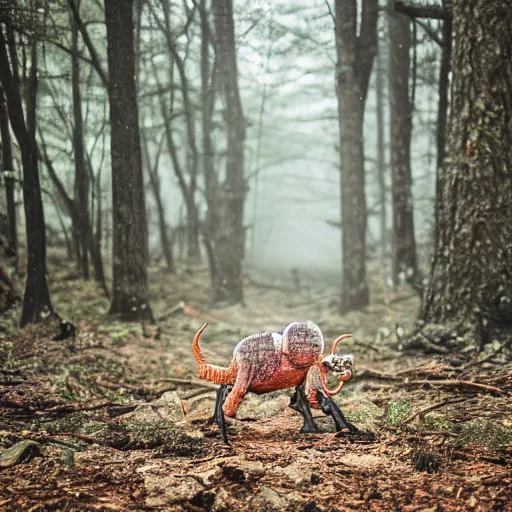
[66,0,109,87]
[394,1,450,20]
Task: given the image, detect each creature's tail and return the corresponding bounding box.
[192,323,237,385]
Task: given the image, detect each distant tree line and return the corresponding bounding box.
[0,0,510,347]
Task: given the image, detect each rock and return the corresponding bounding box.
[237,393,290,420]
[117,392,204,452]
[0,440,40,468]
[221,459,264,481]
[252,486,287,511]
[121,391,185,425]
[273,461,310,484]
[143,474,203,507]
[456,418,512,451]
[339,453,383,469]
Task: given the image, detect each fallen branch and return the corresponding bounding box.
[34,401,120,416]
[402,379,505,395]
[402,397,465,425]
[158,377,217,390]
[355,368,401,381]
[461,344,505,371]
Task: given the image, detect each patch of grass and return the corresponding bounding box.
[423,412,453,432]
[386,399,412,426]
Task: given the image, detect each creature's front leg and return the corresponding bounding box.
[290,385,323,433]
[316,391,359,433]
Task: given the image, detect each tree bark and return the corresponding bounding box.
[423,0,512,330]
[434,6,452,248]
[0,30,53,326]
[71,0,90,279]
[375,38,387,259]
[388,9,417,284]
[0,84,17,266]
[199,0,218,285]
[105,0,153,321]
[335,0,378,313]
[211,0,246,304]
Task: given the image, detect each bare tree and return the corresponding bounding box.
[423,0,512,336]
[334,0,378,312]
[0,84,16,267]
[211,0,246,304]
[104,0,153,321]
[0,24,54,325]
[70,0,89,279]
[375,34,387,260]
[388,8,417,284]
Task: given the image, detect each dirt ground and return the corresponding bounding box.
[0,261,511,511]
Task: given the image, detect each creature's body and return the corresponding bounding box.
[192,321,358,443]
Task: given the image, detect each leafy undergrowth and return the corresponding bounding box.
[0,261,511,511]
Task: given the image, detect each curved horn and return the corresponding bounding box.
[319,364,347,397]
[331,333,353,354]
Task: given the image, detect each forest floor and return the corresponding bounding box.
[0,258,511,512]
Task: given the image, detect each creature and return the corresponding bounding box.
[192,320,359,443]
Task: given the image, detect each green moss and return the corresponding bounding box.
[456,419,512,451]
[386,399,412,426]
[423,413,453,432]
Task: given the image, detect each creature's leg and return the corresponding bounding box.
[290,386,323,433]
[316,391,359,433]
[209,384,231,444]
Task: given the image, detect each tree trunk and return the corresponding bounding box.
[71,0,90,279]
[200,0,218,284]
[105,0,153,321]
[211,0,246,304]
[423,0,512,331]
[434,6,452,248]
[375,37,387,260]
[0,32,53,326]
[334,0,378,313]
[388,9,417,284]
[0,84,17,266]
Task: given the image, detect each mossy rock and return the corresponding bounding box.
[422,412,454,432]
[335,397,383,431]
[0,440,40,468]
[455,419,512,451]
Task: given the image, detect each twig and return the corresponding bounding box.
[159,377,218,389]
[407,430,457,437]
[402,397,465,425]
[355,368,401,380]
[402,380,505,395]
[34,401,120,416]
[461,344,505,371]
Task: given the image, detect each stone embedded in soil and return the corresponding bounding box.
[272,461,311,484]
[252,486,288,511]
[237,393,290,420]
[143,474,204,507]
[0,440,40,468]
[121,391,185,424]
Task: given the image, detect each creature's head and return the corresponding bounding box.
[319,334,354,397]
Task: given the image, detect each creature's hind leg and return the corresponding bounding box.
[209,384,231,444]
[316,391,359,433]
[210,366,252,445]
[290,386,322,433]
